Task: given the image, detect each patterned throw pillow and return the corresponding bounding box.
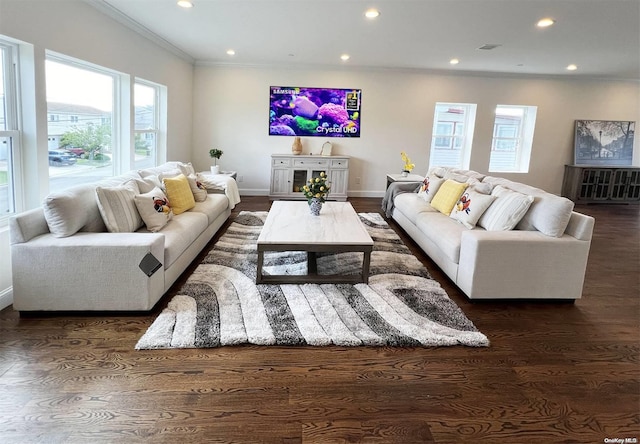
[450,189,496,229]
[478,185,535,231]
[134,187,173,232]
[430,179,469,216]
[186,174,208,202]
[163,174,196,215]
[94,180,143,233]
[417,175,445,203]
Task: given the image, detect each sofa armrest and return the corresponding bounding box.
[9,208,49,244]
[11,232,166,311]
[457,230,592,299]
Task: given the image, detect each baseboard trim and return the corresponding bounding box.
[0,287,13,311]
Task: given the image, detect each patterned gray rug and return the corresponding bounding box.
[136,211,489,349]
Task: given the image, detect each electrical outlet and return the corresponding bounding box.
[355,177,361,185]
[238,175,243,182]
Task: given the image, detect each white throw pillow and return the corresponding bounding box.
[450,189,496,229]
[135,175,163,194]
[178,162,196,177]
[95,180,143,233]
[134,187,173,232]
[187,174,208,202]
[417,175,445,203]
[478,185,534,231]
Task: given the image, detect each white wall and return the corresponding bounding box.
[192,65,639,196]
[0,0,195,309]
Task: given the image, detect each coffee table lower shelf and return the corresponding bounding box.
[256,244,373,285]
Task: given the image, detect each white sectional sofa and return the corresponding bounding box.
[385,167,595,300]
[10,162,236,312]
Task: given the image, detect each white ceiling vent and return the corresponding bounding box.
[477,44,502,50]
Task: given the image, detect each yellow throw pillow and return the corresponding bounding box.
[430,179,468,216]
[163,174,195,215]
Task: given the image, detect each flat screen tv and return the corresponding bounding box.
[269,86,361,138]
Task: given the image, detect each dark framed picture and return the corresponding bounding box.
[574,120,635,166]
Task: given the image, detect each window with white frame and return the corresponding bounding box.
[429,103,477,169]
[134,80,160,170]
[489,105,537,173]
[46,55,116,192]
[0,39,20,222]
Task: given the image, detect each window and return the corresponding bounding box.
[489,105,537,173]
[429,103,477,169]
[0,40,20,222]
[134,80,160,170]
[46,55,116,192]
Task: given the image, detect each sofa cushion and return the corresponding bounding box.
[478,185,534,231]
[450,189,496,229]
[134,187,173,232]
[191,193,230,225]
[416,212,467,264]
[163,174,196,215]
[156,211,209,267]
[135,175,164,193]
[430,179,468,216]
[393,192,436,224]
[95,180,143,233]
[483,176,575,237]
[42,183,107,238]
[417,175,445,203]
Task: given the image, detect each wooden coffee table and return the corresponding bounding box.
[256,201,374,284]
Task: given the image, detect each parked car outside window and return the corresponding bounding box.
[48,149,78,166]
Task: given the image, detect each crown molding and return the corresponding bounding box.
[83,0,195,64]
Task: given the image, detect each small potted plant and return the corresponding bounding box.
[302,172,331,216]
[209,148,223,174]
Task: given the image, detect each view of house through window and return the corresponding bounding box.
[0,40,19,221]
[46,57,115,192]
[489,105,537,173]
[429,103,477,169]
[134,81,159,170]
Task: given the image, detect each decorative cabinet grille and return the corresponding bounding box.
[562,165,640,203]
[269,154,350,201]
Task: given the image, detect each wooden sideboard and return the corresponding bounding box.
[269,154,350,201]
[561,165,640,203]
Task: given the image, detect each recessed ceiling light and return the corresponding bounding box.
[177,0,193,8]
[364,9,380,19]
[340,54,350,61]
[226,49,236,56]
[450,58,460,65]
[566,64,578,71]
[537,18,555,27]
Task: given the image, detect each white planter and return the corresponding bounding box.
[210,165,220,174]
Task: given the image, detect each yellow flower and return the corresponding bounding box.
[315,178,320,183]
[401,151,415,172]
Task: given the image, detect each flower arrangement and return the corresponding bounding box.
[401,151,415,173]
[302,172,330,203]
[208,148,223,165]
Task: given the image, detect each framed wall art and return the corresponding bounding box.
[574,120,635,166]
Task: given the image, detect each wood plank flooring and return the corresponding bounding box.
[1,197,638,443]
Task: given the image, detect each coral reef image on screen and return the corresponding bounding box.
[269,86,361,137]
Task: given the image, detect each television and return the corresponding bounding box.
[269,86,361,138]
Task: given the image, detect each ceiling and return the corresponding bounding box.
[93,0,640,80]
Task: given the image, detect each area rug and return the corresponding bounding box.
[136,212,489,349]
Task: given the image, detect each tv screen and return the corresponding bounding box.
[269,86,361,138]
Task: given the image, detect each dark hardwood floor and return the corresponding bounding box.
[1,197,638,443]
